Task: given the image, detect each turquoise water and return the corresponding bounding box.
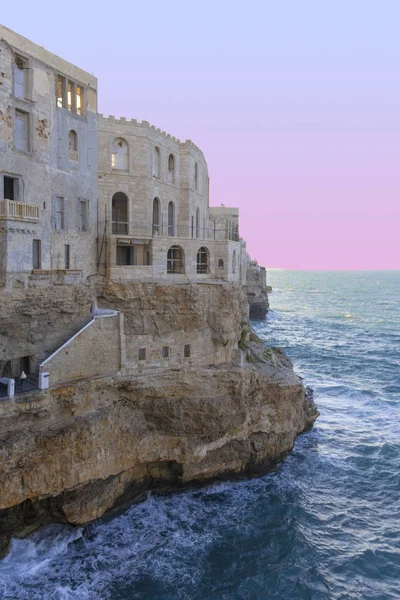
[1,270,399,599]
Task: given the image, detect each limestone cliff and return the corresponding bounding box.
[0,282,318,558]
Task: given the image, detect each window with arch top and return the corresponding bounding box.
[168,201,175,236]
[197,247,209,274]
[69,130,77,151]
[168,154,175,183]
[194,162,198,190]
[153,197,161,235]
[111,138,129,171]
[218,259,224,270]
[153,146,160,178]
[69,130,78,161]
[232,250,237,274]
[167,245,184,273]
[112,192,128,234]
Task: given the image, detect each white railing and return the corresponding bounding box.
[0,199,40,222]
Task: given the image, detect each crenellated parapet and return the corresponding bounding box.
[98,114,204,158]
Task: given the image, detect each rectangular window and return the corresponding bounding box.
[14,56,27,99]
[57,75,67,108]
[76,86,84,115]
[79,200,88,232]
[32,239,41,270]
[184,344,191,358]
[3,176,20,201]
[15,110,29,152]
[55,197,65,231]
[67,81,73,112]
[162,346,170,358]
[138,348,146,361]
[64,245,70,269]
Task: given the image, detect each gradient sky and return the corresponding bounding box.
[2,1,399,269]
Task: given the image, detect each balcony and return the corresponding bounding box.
[0,199,40,222]
[69,150,79,162]
[108,221,240,242]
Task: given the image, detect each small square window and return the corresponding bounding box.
[162,346,170,358]
[138,348,146,361]
[184,344,191,358]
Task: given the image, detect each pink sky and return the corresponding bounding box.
[2,1,399,269]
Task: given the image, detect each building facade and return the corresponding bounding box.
[97,115,245,285]
[0,25,98,288]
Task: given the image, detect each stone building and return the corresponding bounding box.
[97,115,245,284]
[0,25,98,288]
[0,26,266,396]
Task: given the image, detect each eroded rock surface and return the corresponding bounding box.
[0,283,318,557]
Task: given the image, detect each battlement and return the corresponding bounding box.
[98,114,204,156]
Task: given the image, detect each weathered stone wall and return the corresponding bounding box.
[40,314,122,386]
[0,25,98,286]
[0,283,96,375]
[97,115,209,242]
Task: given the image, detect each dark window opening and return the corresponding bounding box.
[162,346,170,358]
[138,348,146,361]
[32,239,41,269]
[197,247,209,274]
[64,244,70,269]
[184,344,191,358]
[112,192,128,234]
[167,245,184,274]
[218,259,224,270]
[116,245,135,265]
[152,197,160,235]
[4,176,19,201]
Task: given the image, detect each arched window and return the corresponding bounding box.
[112,192,128,234]
[153,147,160,178]
[168,154,175,183]
[191,216,194,238]
[69,130,77,151]
[111,138,129,171]
[232,250,236,274]
[167,245,184,274]
[194,162,198,190]
[152,197,160,235]
[196,208,200,239]
[218,259,224,270]
[168,201,175,236]
[197,247,209,274]
[69,130,78,161]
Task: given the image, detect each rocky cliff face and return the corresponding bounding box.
[0,282,318,558]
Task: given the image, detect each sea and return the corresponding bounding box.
[0,270,399,600]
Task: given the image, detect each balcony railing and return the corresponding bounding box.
[0,199,40,222]
[108,220,240,242]
[69,150,79,162]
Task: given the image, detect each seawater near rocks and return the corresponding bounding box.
[0,355,318,559]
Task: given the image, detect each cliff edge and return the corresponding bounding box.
[0,282,318,558]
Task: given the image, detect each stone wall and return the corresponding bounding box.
[0,25,98,286]
[40,314,122,386]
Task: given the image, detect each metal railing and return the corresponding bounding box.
[0,199,40,222]
[107,220,240,242]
